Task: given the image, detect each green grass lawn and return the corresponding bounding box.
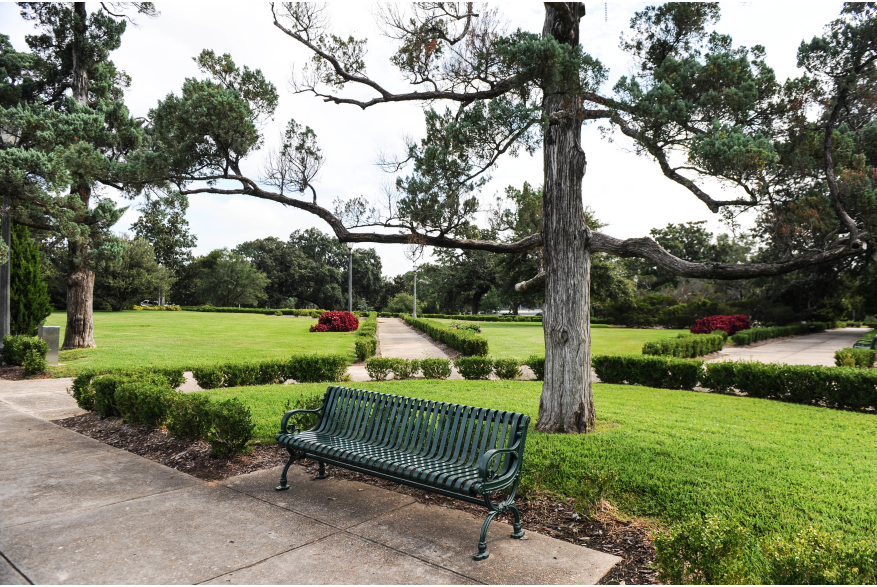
[205,380,877,551]
[45,311,357,375]
[433,319,687,358]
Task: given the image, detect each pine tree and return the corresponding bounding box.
[10,224,51,336]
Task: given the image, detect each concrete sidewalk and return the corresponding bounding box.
[0,399,619,584]
[712,327,869,367]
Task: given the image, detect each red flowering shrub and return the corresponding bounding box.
[690,314,751,336]
[312,311,359,332]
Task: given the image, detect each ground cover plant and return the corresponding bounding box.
[43,311,357,375]
[433,320,687,359]
[201,379,877,583]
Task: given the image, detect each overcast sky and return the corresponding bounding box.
[1,2,844,276]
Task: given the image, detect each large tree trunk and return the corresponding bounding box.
[63,262,96,350]
[537,3,594,434]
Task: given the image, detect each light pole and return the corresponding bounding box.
[412,264,418,318]
[347,244,353,313]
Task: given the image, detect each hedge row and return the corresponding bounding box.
[133,305,181,311]
[69,370,255,456]
[1,334,49,374]
[401,314,489,356]
[181,306,328,318]
[642,333,725,358]
[593,354,877,409]
[835,348,876,368]
[355,312,378,361]
[191,354,348,389]
[730,322,828,345]
[364,356,530,380]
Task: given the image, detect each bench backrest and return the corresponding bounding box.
[312,386,530,477]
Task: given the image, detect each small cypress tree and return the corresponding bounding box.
[11,224,52,336]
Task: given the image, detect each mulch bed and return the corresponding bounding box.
[54,412,657,585]
[0,365,54,380]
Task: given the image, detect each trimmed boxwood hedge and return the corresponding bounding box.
[642,333,725,358]
[592,354,877,410]
[191,354,348,389]
[401,314,489,356]
[730,322,828,345]
[355,312,378,361]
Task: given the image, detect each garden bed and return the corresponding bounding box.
[53,411,656,585]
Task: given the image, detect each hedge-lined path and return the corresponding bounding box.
[711,327,869,367]
[0,399,619,584]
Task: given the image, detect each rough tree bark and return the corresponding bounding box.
[63,248,95,350]
[537,3,594,433]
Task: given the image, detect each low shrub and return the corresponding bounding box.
[355,312,378,361]
[493,358,521,380]
[22,347,49,375]
[288,353,347,382]
[402,314,489,356]
[133,305,182,311]
[365,357,394,381]
[1,334,48,367]
[454,356,494,380]
[592,355,702,390]
[92,372,176,418]
[69,367,185,410]
[731,322,827,345]
[835,348,876,368]
[525,355,545,380]
[315,310,359,332]
[192,365,225,389]
[390,358,420,380]
[309,323,329,332]
[642,333,724,358]
[192,355,347,388]
[115,381,177,429]
[207,398,255,457]
[449,321,482,333]
[690,314,751,336]
[166,394,213,440]
[654,514,750,585]
[420,358,452,379]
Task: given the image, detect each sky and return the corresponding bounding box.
[0,2,845,277]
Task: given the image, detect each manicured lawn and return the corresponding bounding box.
[205,380,877,551]
[433,319,687,358]
[45,311,357,375]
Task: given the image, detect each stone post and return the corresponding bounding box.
[38,325,60,365]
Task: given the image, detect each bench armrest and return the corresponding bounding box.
[476,441,523,483]
[279,408,323,435]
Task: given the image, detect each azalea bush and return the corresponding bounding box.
[311,310,359,332]
[690,314,751,336]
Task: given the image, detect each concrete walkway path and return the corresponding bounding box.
[712,327,869,367]
[0,389,619,585]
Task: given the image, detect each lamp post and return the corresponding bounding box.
[347,244,353,313]
[412,264,418,318]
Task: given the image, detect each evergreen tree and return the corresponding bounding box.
[10,224,51,335]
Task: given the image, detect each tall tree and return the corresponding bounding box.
[197,249,268,307]
[94,235,171,311]
[1,2,157,349]
[10,224,51,335]
[131,192,197,275]
[145,4,877,433]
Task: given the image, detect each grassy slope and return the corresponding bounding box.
[205,380,877,545]
[45,311,357,375]
[433,319,687,358]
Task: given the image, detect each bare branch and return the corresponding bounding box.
[514,271,545,292]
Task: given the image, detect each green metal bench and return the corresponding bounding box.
[275,386,531,561]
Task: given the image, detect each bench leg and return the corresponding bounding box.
[509,504,525,539]
[474,511,498,561]
[276,449,301,491]
[315,460,329,479]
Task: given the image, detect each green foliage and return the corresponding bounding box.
[653,515,751,585]
[454,356,494,380]
[68,367,184,412]
[355,311,378,361]
[365,357,394,381]
[731,323,828,345]
[835,348,877,368]
[95,235,174,311]
[642,333,724,358]
[131,192,197,276]
[389,358,420,380]
[420,358,452,379]
[92,371,176,418]
[206,398,255,457]
[191,365,224,390]
[22,347,48,375]
[449,321,482,333]
[10,224,52,335]
[493,358,521,380]
[1,334,48,366]
[115,380,176,429]
[288,353,348,382]
[196,249,269,307]
[191,355,347,388]
[592,355,702,390]
[524,355,545,380]
[166,394,212,441]
[402,314,489,356]
[386,292,421,315]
